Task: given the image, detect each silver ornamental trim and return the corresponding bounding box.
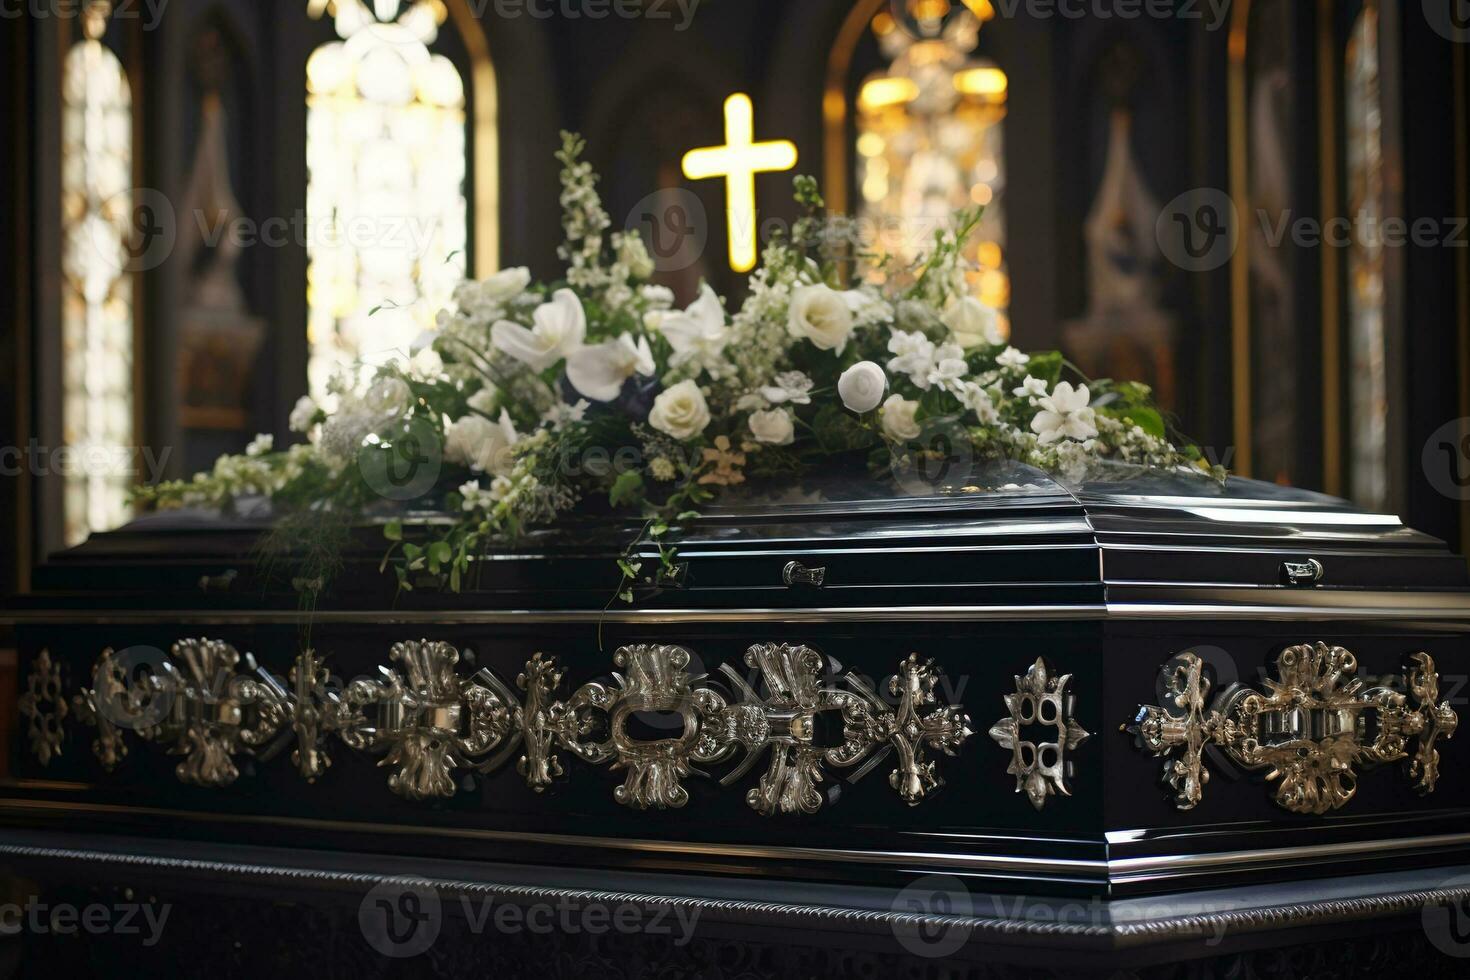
[1128,643,1459,814]
[50,638,972,812]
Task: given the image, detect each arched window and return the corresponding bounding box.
[1344,0,1388,509]
[830,1,1009,323]
[60,3,135,545]
[304,0,490,402]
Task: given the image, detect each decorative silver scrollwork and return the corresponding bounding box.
[18,649,67,766]
[71,647,129,771]
[289,648,333,783]
[335,640,518,801]
[842,653,974,806]
[62,639,973,812]
[163,638,288,787]
[713,642,865,815]
[988,658,1090,810]
[1128,643,1459,814]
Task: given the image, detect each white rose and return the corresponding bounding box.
[647,379,711,440]
[362,377,413,419]
[837,360,887,413]
[880,394,922,441]
[942,296,1002,349]
[444,409,519,476]
[480,266,531,302]
[288,395,319,433]
[787,284,855,353]
[748,408,795,446]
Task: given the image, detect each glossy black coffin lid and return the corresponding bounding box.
[17,460,1468,614]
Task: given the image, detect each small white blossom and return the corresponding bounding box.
[886,330,937,389]
[542,398,590,426]
[996,347,1030,370]
[640,284,675,309]
[288,396,319,434]
[1013,376,1048,400]
[245,434,273,457]
[618,235,655,280]
[1031,381,1098,445]
[959,382,1000,425]
[925,342,968,393]
[759,371,814,405]
[363,377,413,420]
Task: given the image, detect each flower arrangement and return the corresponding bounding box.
[138,133,1222,599]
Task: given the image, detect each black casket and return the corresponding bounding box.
[4,463,1470,976]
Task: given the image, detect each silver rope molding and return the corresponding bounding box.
[33,638,974,813]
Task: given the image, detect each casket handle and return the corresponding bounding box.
[1280,558,1325,587]
[198,569,238,592]
[782,560,826,588]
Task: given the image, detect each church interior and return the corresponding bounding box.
[2,0,1470,976]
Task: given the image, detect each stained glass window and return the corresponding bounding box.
[1345,1,1388,509]
[305,0,469,403]
[60,10,135,546]
[855,1,1009,325]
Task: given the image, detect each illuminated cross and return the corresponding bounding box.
[681,93,798,274]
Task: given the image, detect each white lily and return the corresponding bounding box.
[490,288,586,372]
[658,284,728,375]
[1031,381,1098,445]
[566,333,655,402]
